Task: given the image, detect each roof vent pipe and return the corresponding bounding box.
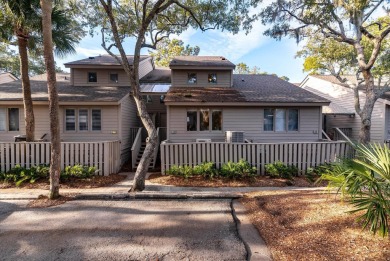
[89,57,95,59]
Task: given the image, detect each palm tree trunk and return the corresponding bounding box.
[40,0,61,199]
[17,36,35,141]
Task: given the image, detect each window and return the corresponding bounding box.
[79,109,88,131]
[110,73,118,83]
[212,110,222,130]
[200,109,210,131]
[65,109,76,131]
[0,108,6,131]
[188,73,197,84]
[88,72,97,82]
[208,73,217,84]
[288,109,299,131]
[186,109,223,131]
[0,108,19,131]
[92,110,101,131]
[264,108,299,132]
[8,108,19,131]
[142,95,153,103]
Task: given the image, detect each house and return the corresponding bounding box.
[300,75,390,143]
[0,72,17,84]
[164,56,330,143]
[1,54,335,174]
[0,55,170,166]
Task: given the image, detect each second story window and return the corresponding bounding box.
[208,73,217,84]
[188,73,197,84]
[88,72,97,83]
[110,73,118,83]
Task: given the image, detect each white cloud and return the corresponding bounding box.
[199,21,269,62]
[75,47,106,58]
[170,27,198,43]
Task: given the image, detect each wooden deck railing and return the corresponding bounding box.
[160,141,352,175]
[0,140,121,176]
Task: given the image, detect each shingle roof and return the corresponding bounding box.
[0,73,129,103]
[0,72,18,84]
[165,74,330,104]
[169,56,235,68]
[140,68,171,83]
[64,55,150,67]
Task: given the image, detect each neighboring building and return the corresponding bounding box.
[0,72,17,84]
[300,75,390,143]
[164,56,330,143]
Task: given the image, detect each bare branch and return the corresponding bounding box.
[363,0,385,23]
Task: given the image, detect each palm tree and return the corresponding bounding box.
[0,0,82,141]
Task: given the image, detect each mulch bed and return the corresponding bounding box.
[0,174,126,189]
[27,194,76,208]
[240,190,390,261]
[147,173,325,187]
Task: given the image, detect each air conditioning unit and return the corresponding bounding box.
[225,131,245,143]
[196,138,212,143]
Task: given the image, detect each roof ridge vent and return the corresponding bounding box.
[89,56,95,59]
[241,78,245,82]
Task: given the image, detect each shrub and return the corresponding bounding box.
[193,162,217,179]
[61,165,97,180]
[265,161,298,179]
[0,165,50,186]
[305,163,333,183]
[320,143,390,236]
[165,165,193,179]
[220,159,256,179]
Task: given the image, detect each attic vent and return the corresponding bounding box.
[241,78,245,82]
[221,57,226,60]
[88,57,95,59]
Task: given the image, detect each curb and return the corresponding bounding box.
[74,192,243,200]
[232,199,272,261]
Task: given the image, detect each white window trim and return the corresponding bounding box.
[91,109,102,132]
[186,108,223,132]
[65,108,77,132]
[64,108,102,133]
[78,108,89,132]
[0,107,20,132]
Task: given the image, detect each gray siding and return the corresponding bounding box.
[167,106,322,143]
[0,105,25,141]
[171,70,232,87]
[301,77,388,142]
[120,95,139,164]
[72,58,153,86]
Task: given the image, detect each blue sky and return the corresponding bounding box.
[57,25,307,83]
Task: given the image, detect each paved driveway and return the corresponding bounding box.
[0,199,246,261]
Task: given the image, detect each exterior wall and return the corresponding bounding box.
[144,94,167,127]
[120,95,139,163]
[60,105,120,142]
[301,76,388,143]
[71,58,153,86]
[167,106,322,143]
[386,105,390,140]
[171,70,232,87]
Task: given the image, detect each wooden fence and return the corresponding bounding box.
[0,140,121,176]
[160,141,352,175]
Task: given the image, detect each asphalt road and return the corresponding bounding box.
[0,199,247,261]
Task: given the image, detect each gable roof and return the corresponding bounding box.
[169,56,235,69]
[0,73,129,103]
[0,72,18,84]
[165,74,329,104]
[64,55,150,67]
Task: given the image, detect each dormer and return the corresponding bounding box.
[169,56,235,87]
[64,55,154,86]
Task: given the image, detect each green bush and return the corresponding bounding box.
[193,162,217,179]
[61,165,97,180]
[220,159,257,179]
[265,161,298,179]
[305,163,333,183]
[320,143,390,236]
[0,165,49,186]
[166,160,256,179]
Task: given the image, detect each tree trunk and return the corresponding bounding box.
[40,0,61,199]
[358,70,376,144]
[17,36,35,141]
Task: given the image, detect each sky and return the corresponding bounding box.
[57,23,308,83]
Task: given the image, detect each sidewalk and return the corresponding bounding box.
[0,172,325,200]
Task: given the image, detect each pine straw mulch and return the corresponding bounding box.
[0,174,126,190]
[27,194,76,208]
[240,190,390,261]
[147,173,325,187]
